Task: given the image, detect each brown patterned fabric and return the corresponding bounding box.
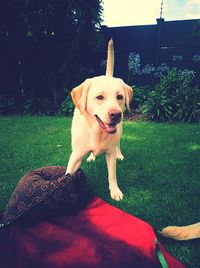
[2,166,92,226]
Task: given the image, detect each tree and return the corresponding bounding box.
[0,0,104,114]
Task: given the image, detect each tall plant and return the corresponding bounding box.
[193,54,200,88]
[142,68,200,122]
[127,52,141,84]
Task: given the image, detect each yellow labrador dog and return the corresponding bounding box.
[66,39,133,201]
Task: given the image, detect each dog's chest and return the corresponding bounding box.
[90,133,119,156]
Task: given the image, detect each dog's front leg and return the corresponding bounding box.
[65,151,85,175]
[116,142,124,161]
[105,151,124,201]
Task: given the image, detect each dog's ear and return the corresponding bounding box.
[123,83,133,112]
[71,79,91,114]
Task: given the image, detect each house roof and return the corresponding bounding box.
[102,19,200,52]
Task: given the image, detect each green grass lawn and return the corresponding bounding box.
[0,116,200,267]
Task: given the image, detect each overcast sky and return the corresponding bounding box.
[102,0,200,27]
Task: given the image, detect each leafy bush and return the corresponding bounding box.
[0,94,15,115]
[142,86,173,122]
[0,89,75,116]
[141,68,200,122]
[23,97,52,115]
[127,53,141,83]
[174,87,200,122]
[58,94,74,116]
[132,86,152,110]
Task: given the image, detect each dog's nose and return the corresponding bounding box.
[109,110,122,122]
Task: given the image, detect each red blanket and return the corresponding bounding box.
[0,197,185,268]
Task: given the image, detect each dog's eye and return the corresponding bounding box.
[96,95,104,100]
[117,94,123,100]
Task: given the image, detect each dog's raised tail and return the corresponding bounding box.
[160,222,200,240]
[106,38,114,77]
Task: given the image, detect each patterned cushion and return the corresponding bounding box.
[3,166,91,226]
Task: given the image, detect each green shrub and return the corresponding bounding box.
[132,86,152,110]
[174,87,200,122]
[23,97,52,115]
[142,86,173,122]
[141,68,200,122]
[58,94,74,116]
[0,87,75,116]
[0,94,15,115]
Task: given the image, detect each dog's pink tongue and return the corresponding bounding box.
[95,115,117,134]
[105,124,117,134]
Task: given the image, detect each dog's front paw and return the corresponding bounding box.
[116,152,124,161]
[87,153,96,162]
[110,187,124,201]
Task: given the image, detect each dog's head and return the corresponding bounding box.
[71,76,133,134]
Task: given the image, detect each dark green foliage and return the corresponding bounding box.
[0,0,104,109]
[132,86,152,110]
[174,86,200,123]
[142,86,173,122]
[0,95,15,115]
[58,93,75,116]
[0,90,75,116]
[134,68,200,123]
[23,97,52,115]
[1,0,104,118]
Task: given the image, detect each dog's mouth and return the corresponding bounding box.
[95,115,117,134]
